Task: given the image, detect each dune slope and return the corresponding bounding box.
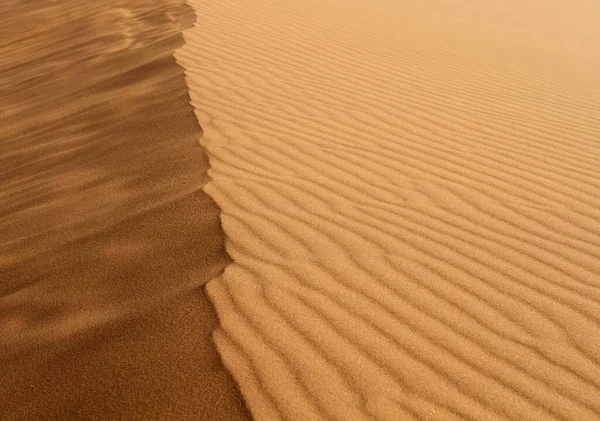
[0,1,250,419]
[179,0,600,419]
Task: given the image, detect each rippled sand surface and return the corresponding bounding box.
[0,1,250,419]
[178,0,600,419]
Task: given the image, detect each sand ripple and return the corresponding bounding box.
[179,0,600,419]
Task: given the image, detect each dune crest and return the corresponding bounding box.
[179,0,600,419]
[1,1,250,419]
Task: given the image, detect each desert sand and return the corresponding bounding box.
[1,1,249,420]
[178,0,600,419]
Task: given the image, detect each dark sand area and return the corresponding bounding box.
[0,1,250,419]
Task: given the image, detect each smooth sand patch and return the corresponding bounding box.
[178,0,600,419]
[0,1,250,419]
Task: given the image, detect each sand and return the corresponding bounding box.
[1,1,250,420]
[177,0,600,419]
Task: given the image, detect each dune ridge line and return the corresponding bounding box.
[1,1,251,419]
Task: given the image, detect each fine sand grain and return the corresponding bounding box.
[178,0,600,419]
[0,1,250,420]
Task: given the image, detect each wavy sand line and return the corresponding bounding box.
[1,1,251,419]
[178,0,600,419]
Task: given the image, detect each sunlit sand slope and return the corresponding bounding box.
[179,0,600,419]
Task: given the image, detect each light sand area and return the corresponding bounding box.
[0,1,250,420]
[178,0,600,419]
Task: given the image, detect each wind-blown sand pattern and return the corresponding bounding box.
[1,1,250,419]
[178,0,600,419]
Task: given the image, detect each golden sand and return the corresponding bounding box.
[178,0,600,419]
[0,1,250,419]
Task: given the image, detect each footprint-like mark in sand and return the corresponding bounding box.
[87,8,136,55]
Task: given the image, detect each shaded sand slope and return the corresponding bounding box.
[0,1,250,419]
[178,0,600,419]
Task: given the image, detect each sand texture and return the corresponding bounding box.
[1,1,250,420]
[178,0,600,419]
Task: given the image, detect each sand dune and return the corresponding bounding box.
[1,1,250,419]
[178,0,600,419]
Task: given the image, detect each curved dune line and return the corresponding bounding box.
[1,1,253,419]
[178,0,600,419]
